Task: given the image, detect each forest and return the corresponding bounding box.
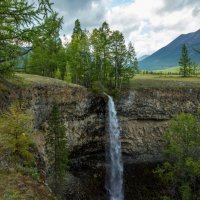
[0,0,138,91]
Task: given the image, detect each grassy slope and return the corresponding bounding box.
[130,74,200,88]
[15,73,79,87]
[0,171,56,200]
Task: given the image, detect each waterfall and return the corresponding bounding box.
[106,95,124,200]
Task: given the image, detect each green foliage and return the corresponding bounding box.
[45,103,68,196]
[162,196,171,200]
[190,62,200,76]
[3,190,20,200]
[91,81,107,95]
[0,102,34,165]
[180,182,191,200]
[155,113,200,199]
[16,164,40,181]
[67,20,91,86]
[11,17,138,92]
[179,44,192,77]
[0,0,53,77]
[66,19,138,91]
[28,13,64,78]
[57,48,67,80]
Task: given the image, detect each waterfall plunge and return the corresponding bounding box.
[106,95,124,200]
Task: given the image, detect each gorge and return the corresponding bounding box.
[1,78,200,199]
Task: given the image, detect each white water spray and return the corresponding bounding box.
[106,95,124,200]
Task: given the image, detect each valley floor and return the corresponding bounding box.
[130,74,200,88]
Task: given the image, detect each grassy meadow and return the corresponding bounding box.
[130,73,200,88]
[153,66,180,74]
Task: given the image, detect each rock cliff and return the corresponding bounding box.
[118,88,200,163]
[1,77,200,200]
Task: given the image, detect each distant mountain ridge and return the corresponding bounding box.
[138,55,149,61]
[139,29,200,70]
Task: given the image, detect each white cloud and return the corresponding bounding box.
[158,0,199,13]
[53,0,111,36]
[52,0,200,57]
[105,0,200,57]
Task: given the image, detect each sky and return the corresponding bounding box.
[52,0,200,57]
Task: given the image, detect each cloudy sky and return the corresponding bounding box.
[52,0,200,57]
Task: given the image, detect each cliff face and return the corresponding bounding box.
[1,80,200,199]
[118,88,200,163]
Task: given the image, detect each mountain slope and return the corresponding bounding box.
[138,55,149,61]
[139,29,200,70]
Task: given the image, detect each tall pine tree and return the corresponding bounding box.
[179,44,191,77]
[45,104,68,196]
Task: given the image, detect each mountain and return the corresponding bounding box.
[139,29,200,70]
[138,55,149,61]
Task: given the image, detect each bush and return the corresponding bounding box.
[0,102,34,165]
[16,164,40,181]
[155,113,200,199]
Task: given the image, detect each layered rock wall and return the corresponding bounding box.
[1,82,200,199]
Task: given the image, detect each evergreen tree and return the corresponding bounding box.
[0,0,53,77]
[45,104,68,196]
[0,102,34,165]
[28,13,63,77]
[72,19,82,40]
[179,44,191,77]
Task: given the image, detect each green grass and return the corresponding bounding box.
[0,171,56,200]
[15,73,79,88]
[130,74,200,88]
[154,66,180,74]
[9,73,200,90]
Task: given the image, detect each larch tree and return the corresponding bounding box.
[28,13,63,77]
[179,44,192,77]
[0,0,53,77]
[0,102,34,165]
